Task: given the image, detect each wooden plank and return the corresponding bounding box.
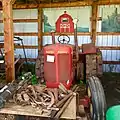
[18,58,120,65]
[90,17,102,21]
[38,8,43,51]
[0,43,38,49]
[91,3,98,44]
[2,0,15,82]
[97,0,120,5]
[0,32,91,36]
[15,45,38,49]
[0,0,120,10]
[12,1,92,9]
[1,32,120,36]
[14,32,38,36]
[0,32,37,36]
[43,32,91,36]
[98,46,120,50]
[1,43,120,50]
[11,0,120,9]
[0,19,37,23]
[12,0,16,4]
[97,32,120,35]
[0,95,76,119]
[103,61,120,64]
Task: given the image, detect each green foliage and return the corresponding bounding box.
[102,8,120,32]
[79,80,84,84]
[31,74,38,85]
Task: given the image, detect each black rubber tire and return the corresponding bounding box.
[86,76,107,120]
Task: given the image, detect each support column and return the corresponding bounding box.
[91,3,98,44]
[2,0,15,82]
[38,8,43,52]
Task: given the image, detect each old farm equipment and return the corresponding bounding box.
[0,36,28,78]
[35,20,106,119]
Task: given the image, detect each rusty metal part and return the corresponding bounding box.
[35,50,44,83]
[13,82,74,118]
[28,85,37,100]
[47,91,55,109]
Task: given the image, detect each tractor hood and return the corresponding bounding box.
[43,43,73,54]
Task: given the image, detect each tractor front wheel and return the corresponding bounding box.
[86,76,106,120]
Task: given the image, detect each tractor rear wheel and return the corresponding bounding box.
[86,76,106,120]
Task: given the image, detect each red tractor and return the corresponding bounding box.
[35,22,106,120]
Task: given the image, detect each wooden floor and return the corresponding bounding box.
[0,95,76,120]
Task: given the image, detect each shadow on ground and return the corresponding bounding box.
[101,72,120,109]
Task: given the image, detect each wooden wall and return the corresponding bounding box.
[0,0,120,73]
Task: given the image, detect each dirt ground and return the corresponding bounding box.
[101,72,120,108]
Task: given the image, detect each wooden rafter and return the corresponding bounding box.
[2,0,15,82]
[9,0,120,9]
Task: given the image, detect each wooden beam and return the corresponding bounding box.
[1,31,120,36]
[38,8,43,51]
[0,32,91,36]
[97,32,120,35]
[91,3,98,44]
[103,61,120,64]
[15,45,38,49]
[12,1,92,9]
[0,32,37,36]
[12,0,16,4]
[18,58,120,65]
[97,0,120,5]
[1,45,119,50]
[43,32,91,36]
[2,0,15,82]
[0,0,120,10]
[14,32,37,36]
[0,43,38,49]
[0,19,37,23]
[98,46,120,50]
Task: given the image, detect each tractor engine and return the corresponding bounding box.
[43,44,73,89]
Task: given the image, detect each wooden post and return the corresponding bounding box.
[38,8,43,52]
[2,0,15,82]
[91,3,98,44]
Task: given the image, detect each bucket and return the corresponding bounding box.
[106,105,120,120]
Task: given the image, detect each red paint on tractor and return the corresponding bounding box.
[80,96,90,108]
[43,44,73,89]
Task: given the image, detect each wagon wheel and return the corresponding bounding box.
[86,76,106,120]
[35,50,44,83]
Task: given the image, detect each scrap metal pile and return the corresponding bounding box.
[12,74,75,118]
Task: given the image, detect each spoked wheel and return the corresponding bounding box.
[86,76,106,120]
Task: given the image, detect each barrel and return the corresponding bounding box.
[106,105,120,120]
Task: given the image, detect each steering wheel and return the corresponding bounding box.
[58,34,70,44]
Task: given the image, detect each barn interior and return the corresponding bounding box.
[0,0,120,120]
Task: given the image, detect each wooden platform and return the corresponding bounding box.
[0,95,76,119]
